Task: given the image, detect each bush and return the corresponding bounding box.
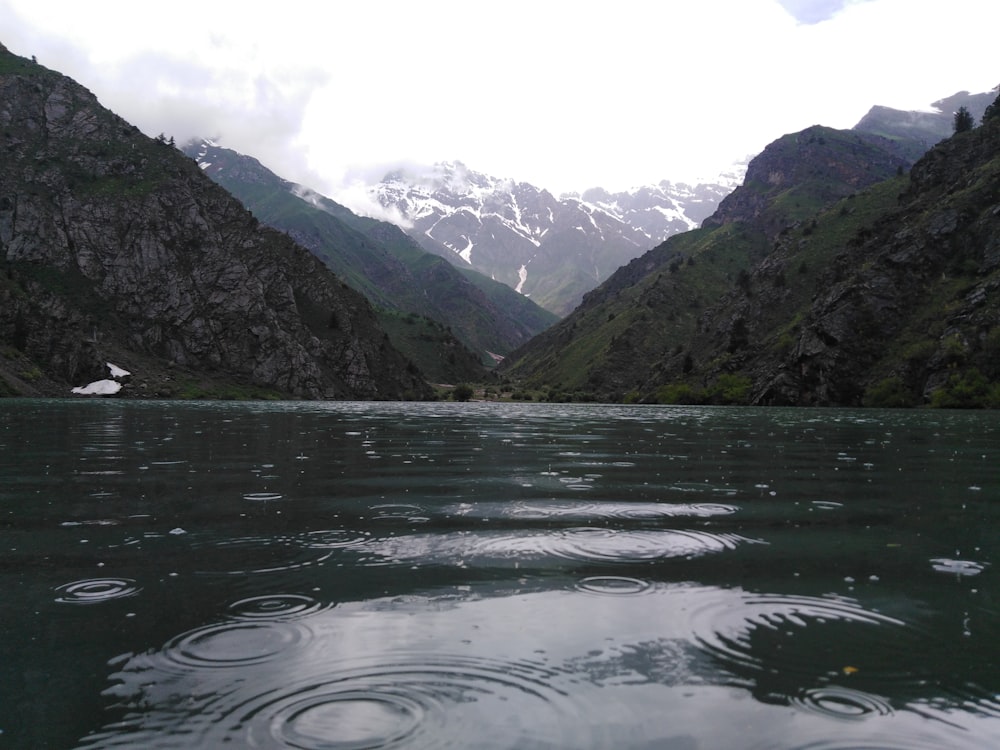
[452,383,474,401]
[706,374,752,405]
[655,383,699,404]
[863,376,916,408]
[930,369,1000,408]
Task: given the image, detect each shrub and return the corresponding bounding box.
[706,374,752,405]
[655,383,699,404]
[863,376,916,408]
[452,383,474,401]
[930,369,1000,408]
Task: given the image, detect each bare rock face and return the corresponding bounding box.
[0,48,428,399]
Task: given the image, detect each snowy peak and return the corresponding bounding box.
[364,162,743,315]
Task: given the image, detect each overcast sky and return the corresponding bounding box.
[1,0,997,204]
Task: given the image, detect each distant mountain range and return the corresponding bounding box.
[366,162,746,316]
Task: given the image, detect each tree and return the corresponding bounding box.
[953,106,975,133]
[983,85,1000,123]
[452,383,474,401]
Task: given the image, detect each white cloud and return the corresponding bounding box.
[2,0,997,198]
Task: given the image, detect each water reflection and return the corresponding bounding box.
[81,582,996,749]
[0,400,997,749]
[361,527,761,567]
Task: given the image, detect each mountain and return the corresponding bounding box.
[853,89,994,161]
[183,141,556,380]
[0,43,429,400]
[366,162,743,316]
[499,106,1000,408]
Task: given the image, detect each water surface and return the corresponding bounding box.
[1,400,997,748]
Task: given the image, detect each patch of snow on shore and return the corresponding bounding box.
[72,380,122,396]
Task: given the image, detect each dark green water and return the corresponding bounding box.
[1,399,997,749]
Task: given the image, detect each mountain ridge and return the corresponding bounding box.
[363,160,745,316]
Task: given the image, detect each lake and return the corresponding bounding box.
[1,399,997,749]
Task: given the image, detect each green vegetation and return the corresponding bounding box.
[377,310,488,385]
[171,378,285,401]
[0,51,44,75]
[929,369,1000,409]
[953,106,975,133]
[451,383,474,401]
[499,113,1000,407]
[651,374,752,406]
[863,377,917,408]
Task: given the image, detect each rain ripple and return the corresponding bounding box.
[191,535,338,576]
[238,653,585,750]
[930,558,988,576]
[447,500,739,522]
[92,651,589,749]
[688,591,918,683]
[160,620,313,670]
[364,528,758,568]
[229,593,330,620]
[54,577,141,604]
[574,576,654,596]
[790,685,894,720]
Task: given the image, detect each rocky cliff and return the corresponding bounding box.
[0,44,429,399]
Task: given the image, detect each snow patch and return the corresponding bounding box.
[71,362,131,396]
[457,236,474,264]
[515,264,528,294]
[107,362,131,378]
[72,380,122,396]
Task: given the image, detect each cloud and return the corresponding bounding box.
[2,0,997,201]
[775,0,874,24]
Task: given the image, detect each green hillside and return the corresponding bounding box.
[501,102,1000,408]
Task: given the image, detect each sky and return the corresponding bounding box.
[1,0,997,209]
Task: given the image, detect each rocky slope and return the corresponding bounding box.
[0,44,429,399]
[368,161,743,316]
[500,108,1000,407]
[734,111,1000,406]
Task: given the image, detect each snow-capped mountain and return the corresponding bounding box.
[365,161,745,316]
[184,140,558,371]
